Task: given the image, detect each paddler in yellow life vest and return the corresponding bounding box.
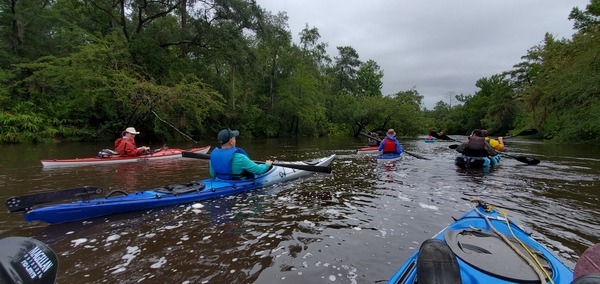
[482,130,504,151]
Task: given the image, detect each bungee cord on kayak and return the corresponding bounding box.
[472,200,551,284]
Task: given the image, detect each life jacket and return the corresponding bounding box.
[382,137,399,154]
[97,149,119,158]
[463,136,488,157]
[485,137,504,151]
[210,147,250,180]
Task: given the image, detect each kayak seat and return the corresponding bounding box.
[444,228,553,282]
[416,238,461,284]
[154,182,206,195]
[303,159,320,165]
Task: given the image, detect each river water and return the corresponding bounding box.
[0,136,598,283]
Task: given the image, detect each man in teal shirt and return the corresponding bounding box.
[209,129,273,179]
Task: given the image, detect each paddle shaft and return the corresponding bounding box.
[182,152,332,174]
[359,132,430,160]
[432,129,537,141]
[504,128,538,138]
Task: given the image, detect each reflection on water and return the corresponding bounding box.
[0,137,598,283]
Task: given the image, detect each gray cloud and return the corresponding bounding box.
[256,0,587,108]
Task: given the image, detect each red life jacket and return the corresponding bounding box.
[382,138,397,153]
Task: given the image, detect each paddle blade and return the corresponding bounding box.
[503,154,540,165]
[515,129,538,136]
[0,237,58,284]
[514,156,540,165]
[505,129,539,138]
[6,187,103,213]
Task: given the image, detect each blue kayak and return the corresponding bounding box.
[21,155,335,224]
[377,152,403,162]
[455,154,501,168]
[388,200,573,284]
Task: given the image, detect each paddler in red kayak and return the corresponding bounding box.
[114,127,150,157]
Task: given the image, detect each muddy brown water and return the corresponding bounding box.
[0,137,598,283]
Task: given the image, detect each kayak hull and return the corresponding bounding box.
[377,152,403,162]
[24,155,335,224]
[455,154,501,168]
[40,146,211,167]
[357,146,379,154]
[388,204,573,284]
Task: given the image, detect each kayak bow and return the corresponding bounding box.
[388,201,573,284]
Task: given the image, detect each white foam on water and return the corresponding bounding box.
[71,238,88,247]
[150,256,167,269]
[106,234,121,242]
[191,203,204,209]
[397,193,411,202]
[418,203,439,210]
[343,202,357,210]
[163,222,183,230]
[109,246,141,274]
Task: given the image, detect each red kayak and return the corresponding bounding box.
[41,146,211,167]
[356,146,379,154]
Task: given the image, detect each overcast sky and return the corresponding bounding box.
[255,0,589,109]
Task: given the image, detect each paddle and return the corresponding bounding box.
[447,144,540,165]
[6,187,103,213]
[0,236,58,283]
[429,131,458,142]
[430,129,538,141]
[501,153,541,165]
[359,132,431,160]
[182,152,332,174]
[504,128,538,138]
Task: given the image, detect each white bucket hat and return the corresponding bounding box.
[123,127,140,135]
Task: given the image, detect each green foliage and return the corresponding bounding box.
[0,0,597,144]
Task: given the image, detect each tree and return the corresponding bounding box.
[356,60,383,97]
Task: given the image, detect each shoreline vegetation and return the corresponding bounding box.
[1,1,598,144]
